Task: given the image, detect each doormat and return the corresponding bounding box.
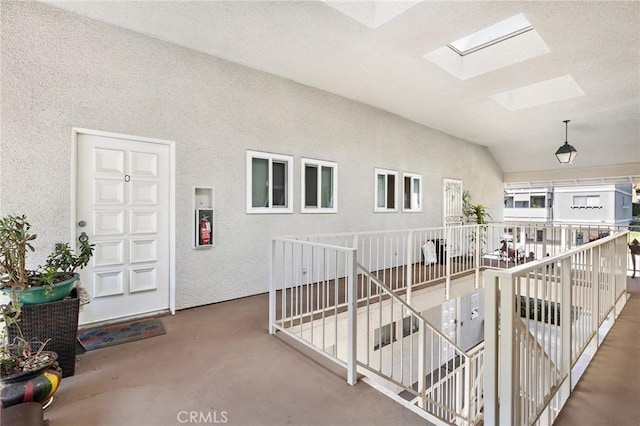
[77,318,166,351]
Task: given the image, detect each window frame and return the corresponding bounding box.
[246,150,294,214]
[373,322,397,351]
[571,195,602,209]
[402,172,423,213]
[301,158,338,214]
[374,168,398,213]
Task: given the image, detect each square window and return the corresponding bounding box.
[301,158,337,213]
[530,196,545,208]
[402,316,420,337]
[246,150,293,214]
[504,196,514,208]
[374,322,397,351]
[403,172,422,212]
[375,168,398,212]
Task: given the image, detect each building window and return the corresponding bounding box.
[246,150,293,213]
[515,200,529,208]
[374,322,397,350]
[402,316,420,337]
[504,196,514,208]
[375,168,397,212]
[530,196,545,208]
[572,195,601,209]
[301,158,337,213]
[403,173,422,212]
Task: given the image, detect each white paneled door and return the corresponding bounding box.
[76,132,171,325]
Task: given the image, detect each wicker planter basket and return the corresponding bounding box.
[9,291,80,378]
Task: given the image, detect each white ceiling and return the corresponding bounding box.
[44,0,640,183]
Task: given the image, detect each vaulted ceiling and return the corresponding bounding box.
[44,0,640,185]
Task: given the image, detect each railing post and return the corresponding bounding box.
[560,256,573,407]
[407,231,413,306]
[610,240,616,312]
[475,225,481,288]
[445,226,452,299]
[483,271,500,426]
[347,249,358,385]
[463,354,472,424]
[269,239,277,335]
[498,273,516,425]
[592,245,601,345]
[417,322,426,409]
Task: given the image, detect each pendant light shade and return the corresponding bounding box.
[555,120,578,164]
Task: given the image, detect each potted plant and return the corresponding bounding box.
[462,191,493,256]
[0,214,93,407]
[0,215,93,305]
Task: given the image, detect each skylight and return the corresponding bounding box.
[488,75,585,111]
[449,13,533,56]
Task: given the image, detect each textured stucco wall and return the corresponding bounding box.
[1,1,504,310]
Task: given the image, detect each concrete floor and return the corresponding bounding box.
[45,293,426,426]
[44,274,640,426]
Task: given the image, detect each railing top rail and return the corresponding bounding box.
[357,262,469,356]
[492,230,629,277]
[467,341,486,357]
[280,224,480,240]
[280,222,630,242]
[273,236,357,252]
[500,221,629,229]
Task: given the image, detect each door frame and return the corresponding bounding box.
[70,127,176,315]
[442,177,463,226]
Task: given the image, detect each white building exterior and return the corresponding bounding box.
[505,184,633,228]
[504,187,554,222]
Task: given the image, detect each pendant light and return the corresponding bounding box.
[555,120,578,164]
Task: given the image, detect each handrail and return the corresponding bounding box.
[356,261,482,425]
[273,236,357,251]
[282,223,480,240]
[357,262,466,354]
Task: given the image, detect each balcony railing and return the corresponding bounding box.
[483,231,628,425]
[269,223,629,425]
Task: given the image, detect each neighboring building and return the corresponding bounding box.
[505,184,633,228]
[504,187,553,222]
[553,184,633,227]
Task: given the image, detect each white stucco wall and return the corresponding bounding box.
[0,1,504,310]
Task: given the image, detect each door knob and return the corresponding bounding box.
[79,232,89,243]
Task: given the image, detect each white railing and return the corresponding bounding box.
[269,237,358,384]
[270,224,630,426]
[285,223,623,302]
[291,225,484,303]
[356,266,483,425]
[269,235,484,425]
[483,232,628,426]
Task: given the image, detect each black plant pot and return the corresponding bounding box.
[8,291,80,378]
